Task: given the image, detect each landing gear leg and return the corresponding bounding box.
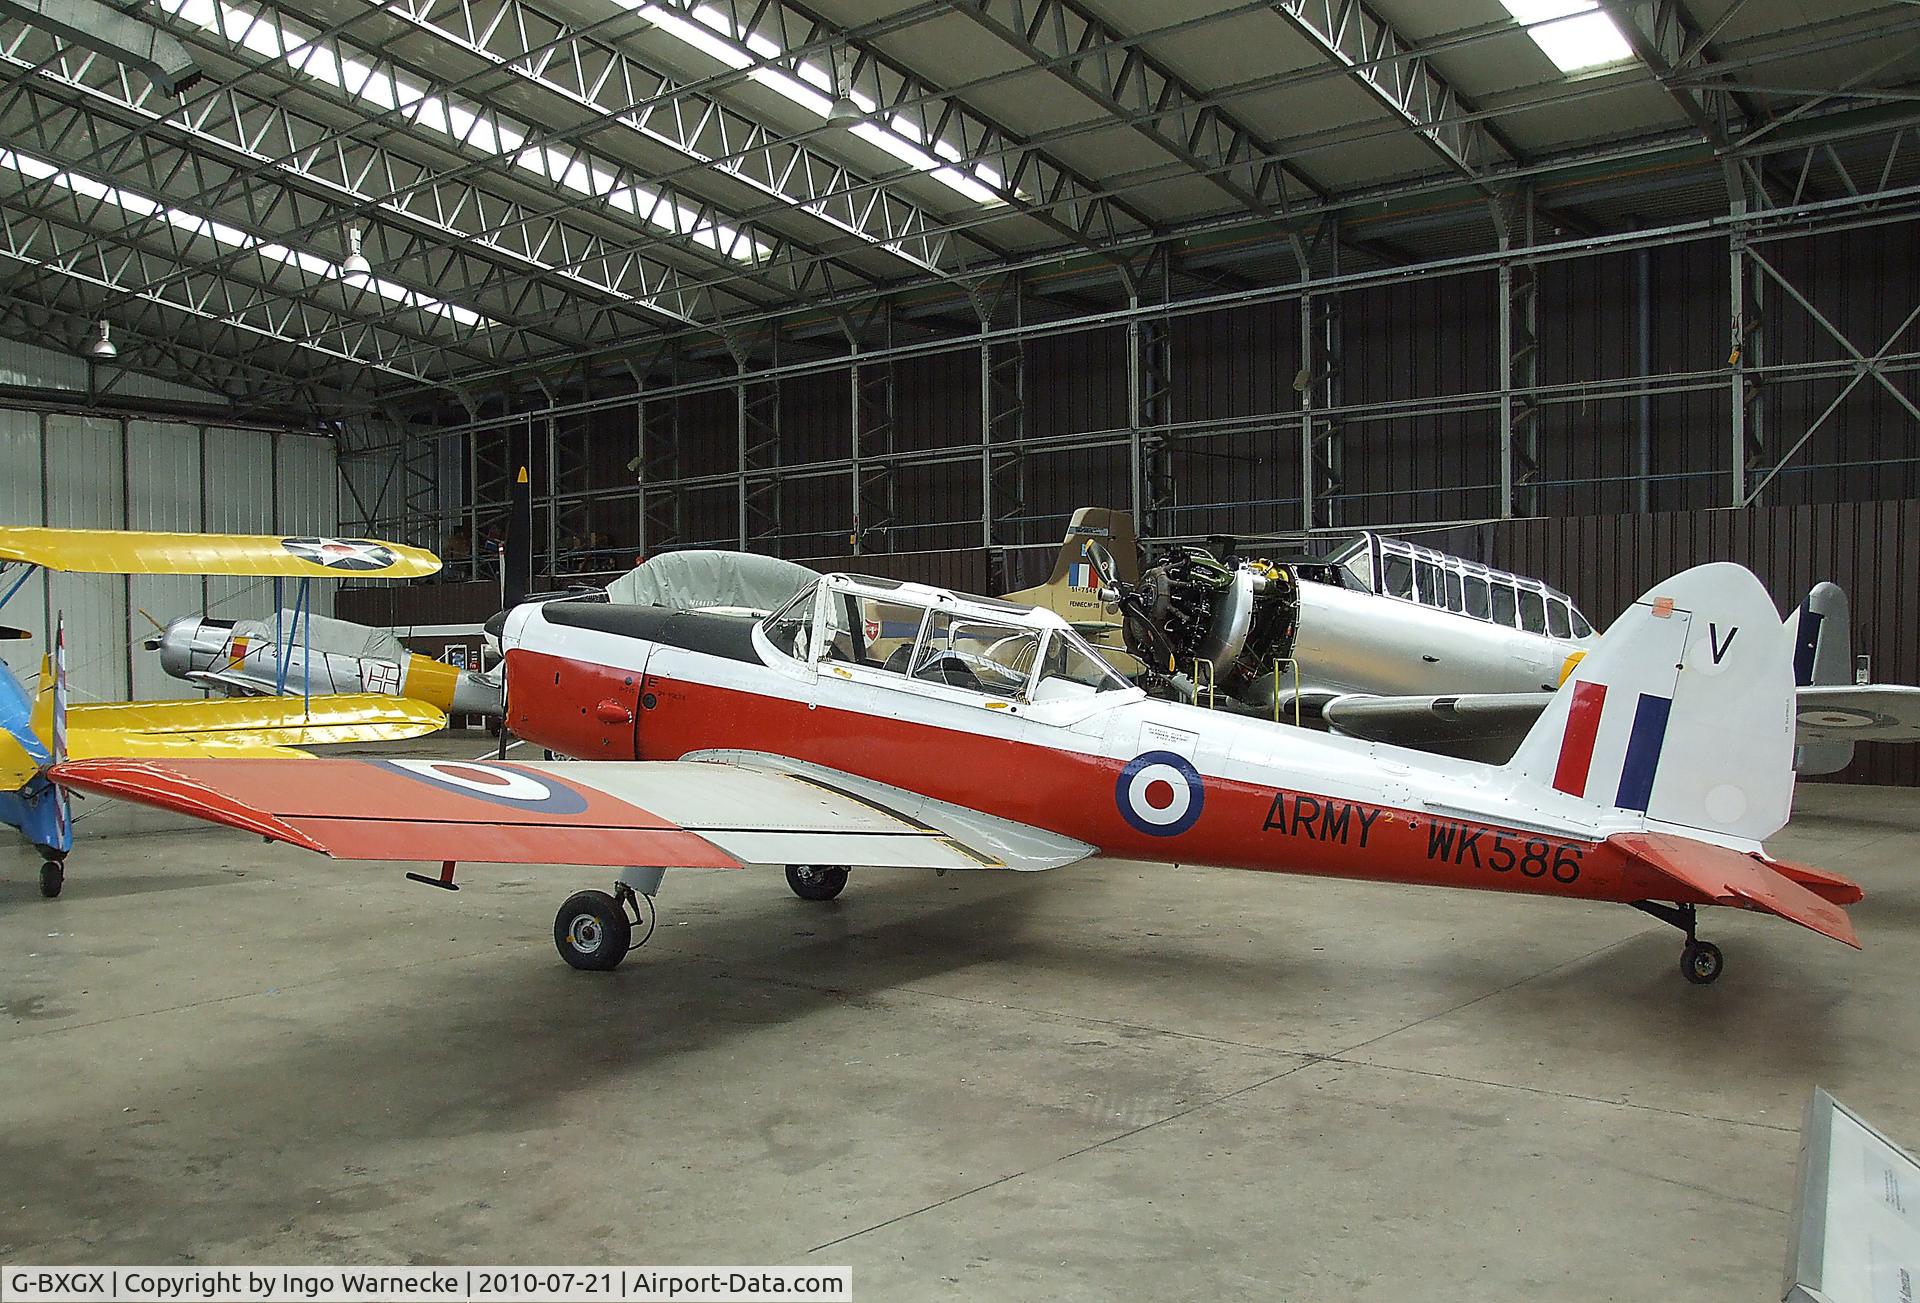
[1631,901,1724,986]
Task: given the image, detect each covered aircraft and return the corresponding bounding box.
[0,527,447,897]
[59,561,1861,985]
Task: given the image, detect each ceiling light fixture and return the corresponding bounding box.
[84,319,118,360]
[340,227,371,281]
[827,47,863,126]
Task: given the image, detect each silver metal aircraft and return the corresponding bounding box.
[1015,510,1920,773]
[150,608,503,718]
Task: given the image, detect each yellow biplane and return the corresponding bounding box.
[1,526,444,898]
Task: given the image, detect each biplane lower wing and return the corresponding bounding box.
[66,693,445,750]
[49,756,1030,873]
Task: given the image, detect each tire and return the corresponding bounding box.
[1681,940,1724,986]
[553,890,631,971]
[786,864,849,901]
[39,861,64,899]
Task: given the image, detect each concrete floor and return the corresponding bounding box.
[3,738,1917,1300]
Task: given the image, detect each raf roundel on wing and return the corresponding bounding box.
[373,759,591,814]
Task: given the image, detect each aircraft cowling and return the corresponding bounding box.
[504,648,642,760]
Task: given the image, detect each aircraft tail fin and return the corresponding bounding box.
[1790,581,1854,776]
[1507,563,1795,845]
[1003,507,1137,623]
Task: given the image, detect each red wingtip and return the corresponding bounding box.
[51,758,330,854]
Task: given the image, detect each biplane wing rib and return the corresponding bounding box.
[1608,832,1860,948]
[50,756,1008,872]
[0,527,439,578]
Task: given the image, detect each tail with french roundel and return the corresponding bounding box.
[1506,562,1796,848]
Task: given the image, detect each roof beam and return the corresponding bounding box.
[956,0,1325,236]
[1264,0,1523,193]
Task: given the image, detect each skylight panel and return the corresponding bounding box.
[1502,0,1634,73]
[626,1,1008,207]
[154,0,771,263]
[0,146,493,329]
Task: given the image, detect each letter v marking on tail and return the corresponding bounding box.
[1709,623,1738,664]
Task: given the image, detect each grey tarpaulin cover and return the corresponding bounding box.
[606,550,819,614]
[272,608,409,662]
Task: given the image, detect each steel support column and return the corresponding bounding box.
[1126,249,1175,540]
[973,278,1027,550]
[1495,190,1540,518]
[1298,225,1342,531]
[1729,228,1766,505]
[843,303,897,556]
[640,356,684,556]
[731,334,782,550]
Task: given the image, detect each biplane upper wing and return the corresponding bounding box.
[0,527,440,578]
[49,755,1082,873]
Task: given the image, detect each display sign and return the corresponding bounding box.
[1784,1088,1920,1302]
[443,644,469,669]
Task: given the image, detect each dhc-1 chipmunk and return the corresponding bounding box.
[54,557,1861,986]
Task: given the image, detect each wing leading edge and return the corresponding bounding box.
[49,756,1026,873]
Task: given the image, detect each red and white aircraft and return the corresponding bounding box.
[53,561,1861,985]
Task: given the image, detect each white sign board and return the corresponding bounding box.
[1785,1088,1920,1303]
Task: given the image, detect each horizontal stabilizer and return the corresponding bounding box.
[1609,831,1860,948]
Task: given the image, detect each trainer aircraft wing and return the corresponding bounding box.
[48,755,1089,874]
[1323,683,1920,758]
[1320,691,1550,750]
[0,526,439,578]
[1794,683,1920,743]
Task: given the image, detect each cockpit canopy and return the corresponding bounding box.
[762,573,1131,702]
[1324,534,1595,641]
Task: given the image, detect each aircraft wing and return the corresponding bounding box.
[1320,692,1549,749]
[0,526,440,578]
[66,694,446,752]
[1320,682,1920,756]
[1608,832,1860,948]
[48,756,1072,873]
[1794,683,1920,742]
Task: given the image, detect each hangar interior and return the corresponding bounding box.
[3,0,1920,1295]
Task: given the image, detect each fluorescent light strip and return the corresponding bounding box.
[0,43,696,323]
[629,2,1008,207]
[0,146,494,329]
[1501,1,1634,73]
[155,0,772,263]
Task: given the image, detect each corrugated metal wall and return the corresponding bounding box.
[0,408,336,705]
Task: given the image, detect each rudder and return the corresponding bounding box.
[1508,563,1794,846]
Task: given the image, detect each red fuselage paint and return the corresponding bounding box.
[506,644,1693,908]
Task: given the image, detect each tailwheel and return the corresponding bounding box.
[786,864,848,901]
[39,860,64,899]
[1681,940,1725,986]
[554,890,631,971]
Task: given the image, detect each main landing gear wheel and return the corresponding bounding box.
[1681,940,1725,986]
[786,864,848,901]
[39,860,63,898]
[554,890,631,971]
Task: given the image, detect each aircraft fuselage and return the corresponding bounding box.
[502,599,1688,910]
